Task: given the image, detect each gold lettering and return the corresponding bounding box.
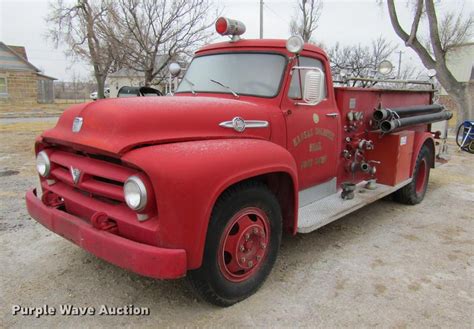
[301,159,313,169]
[293,136,301,147]
[293,129,315,148]
[314,155,327,165]
[314,128,335,141]
[309,142,322,152]
[301,155,328,170]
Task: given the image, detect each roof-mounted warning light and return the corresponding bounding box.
[215,17,246,41]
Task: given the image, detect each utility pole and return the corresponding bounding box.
[259,0,263,39]
[396,50,404,79]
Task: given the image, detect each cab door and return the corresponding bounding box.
[283,56,340,191]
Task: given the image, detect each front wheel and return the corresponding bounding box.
[393,145,432,205]
[187,182,282,306]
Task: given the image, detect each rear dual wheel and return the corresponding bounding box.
[187,182,282,307]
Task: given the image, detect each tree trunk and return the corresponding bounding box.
[96,74,106,99]
[449,83,473,127]
[144,70,154,87]
[436,65,472,125]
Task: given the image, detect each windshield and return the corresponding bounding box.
[176,53,286,97]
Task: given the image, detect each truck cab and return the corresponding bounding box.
[26,18,450,306]
[175,38,340,192]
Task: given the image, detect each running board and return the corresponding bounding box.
[297,179,412,233]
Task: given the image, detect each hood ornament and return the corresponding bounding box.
[70,167,81,184]
[72,117,83,133]
[219,117,269,133]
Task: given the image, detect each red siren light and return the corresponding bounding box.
[215,17,246,37]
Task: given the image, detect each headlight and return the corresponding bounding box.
[36,151,51,177]
[124,176,148,211]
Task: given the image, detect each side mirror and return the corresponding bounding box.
[303,69,325,105]
[169,63,181,77]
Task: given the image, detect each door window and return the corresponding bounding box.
[288,57,327,100]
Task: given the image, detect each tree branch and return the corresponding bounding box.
[424,0,444,62]
[386,0,436,70]
[406,0,423,46]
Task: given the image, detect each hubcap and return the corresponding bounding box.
[218,207,270,282]
[415,158,428,195]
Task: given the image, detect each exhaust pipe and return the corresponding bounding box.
[381,111,453,133]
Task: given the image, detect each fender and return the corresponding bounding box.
[122,138,298,269]
[411,131,435,175]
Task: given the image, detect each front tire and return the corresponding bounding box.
[393,145,432,205]
[187,182,282,306]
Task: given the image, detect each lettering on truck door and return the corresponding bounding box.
[282,56,340,192]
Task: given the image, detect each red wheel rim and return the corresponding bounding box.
[415,158,428,195]
[218,207,270,282]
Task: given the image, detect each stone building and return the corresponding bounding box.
[0,42,56,106]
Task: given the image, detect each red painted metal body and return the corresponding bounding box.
[366,131,415,186]
[333,87,433,186]
[25,189,186,278]
[26,39,437,279]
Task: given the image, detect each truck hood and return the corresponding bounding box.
[42,96,272,155]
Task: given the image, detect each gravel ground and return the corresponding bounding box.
[0,118,473,328]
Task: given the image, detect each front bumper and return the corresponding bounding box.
[25,188,187,279]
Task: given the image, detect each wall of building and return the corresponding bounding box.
[438,82,474,128]
[0,70,38,105]
[440,44,474,96]
[37,78,55,104]
[446,44,474,82]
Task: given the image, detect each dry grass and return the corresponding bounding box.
[54,98,91,104]
[0,121,54,133]
[0,99,91,118]
[0,121,56,176]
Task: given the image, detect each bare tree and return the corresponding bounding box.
[327,36,397,86]
[107,0,215,86]
[384,0,473,122]
[47,0,122,99]
[398,62,423,80]
[290,0,323,42]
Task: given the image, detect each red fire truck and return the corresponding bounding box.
[26,18,451,306]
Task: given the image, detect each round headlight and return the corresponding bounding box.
[286,35,304,54]
[36,151,51,177]
[124,176,148,211]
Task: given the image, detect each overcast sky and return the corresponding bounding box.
[0,0,472,81]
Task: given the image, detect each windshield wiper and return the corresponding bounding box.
[210,79,239,98]
[183,77,196,95]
